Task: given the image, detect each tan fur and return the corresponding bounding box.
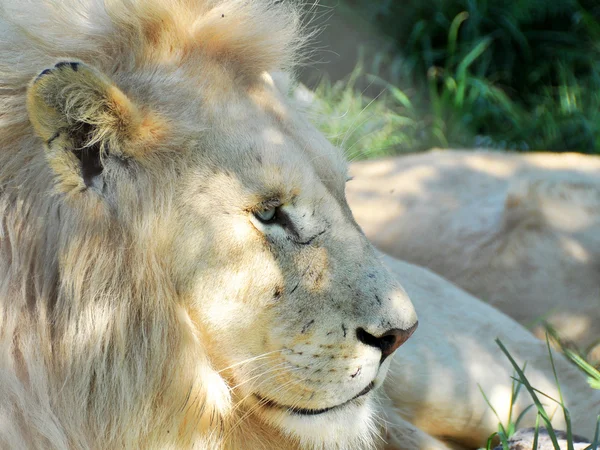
[1,2,599,450]
[347,150,600,359]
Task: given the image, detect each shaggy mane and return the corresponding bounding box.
[0,0,306,140]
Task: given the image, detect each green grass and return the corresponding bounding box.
[545,325,600,391]
[477,336,600,450]
[308,65,424,160]
[311,58,600,158]
[479,363,534,449]
[310,62,523,158]
[313,0,600,157]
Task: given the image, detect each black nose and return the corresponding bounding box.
[356,322,418,361]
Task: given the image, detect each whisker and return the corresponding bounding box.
[228,366,303,416]
[229,361,291,391]
[340,88,385,151]
[344,124,389,159]
[224,371,307,440]
[369,410,390,446]
[217,349,284,373]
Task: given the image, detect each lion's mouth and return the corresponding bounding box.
[255,381,374,416]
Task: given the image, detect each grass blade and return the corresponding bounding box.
[514,404,536,429]
[479,384,509,438]
[545,325,600,391]
[448,11,470,58]
[496,338,562,449]
[545,335,574,450]
[593,415,600,450]
[533,413,541,450]
[456,37,492,106]
[457,37,492,80]
[508,362,528,426]
[485,432,499,450]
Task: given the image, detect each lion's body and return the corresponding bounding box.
[347,150,600,359]
[0,2,599,449]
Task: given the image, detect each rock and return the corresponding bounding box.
[494,428,592,450]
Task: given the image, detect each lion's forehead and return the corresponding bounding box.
[177,85,348,207]
[118,56,348,196]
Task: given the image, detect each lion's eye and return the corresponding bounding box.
[255,207,277,223]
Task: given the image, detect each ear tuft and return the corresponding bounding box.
[27,61,141,151]
[27,61,165,190]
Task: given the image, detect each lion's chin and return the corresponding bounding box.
[255,381,375,417]
[256,392,379,449]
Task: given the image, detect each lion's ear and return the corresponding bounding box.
[27,61,164,191]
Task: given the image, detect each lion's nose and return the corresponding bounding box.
[356,322,418,361]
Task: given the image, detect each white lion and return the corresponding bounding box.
[0,1,598,449]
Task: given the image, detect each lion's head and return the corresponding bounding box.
[0,1,417,448]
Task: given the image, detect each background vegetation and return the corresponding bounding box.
[307,5,600,445]
[309,0,600,159]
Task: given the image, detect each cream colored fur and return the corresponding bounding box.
[0,2,599,450]
[347,150,600,359]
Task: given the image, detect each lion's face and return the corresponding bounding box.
[170,74,418,445]
[25,56,417,447]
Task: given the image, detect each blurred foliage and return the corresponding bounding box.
[319,0,600,154]
[309,64,425,160]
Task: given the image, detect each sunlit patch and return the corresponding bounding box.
[231,218,256,242]
[544,202,595,232]
[533,313,591,342]
[262,127,285,145]
[465,155,517,177]
[558,236,590,262]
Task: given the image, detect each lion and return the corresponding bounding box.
[0,1,599,449]
[346,150,600,360]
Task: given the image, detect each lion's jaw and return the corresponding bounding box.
[170,77,418,448]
